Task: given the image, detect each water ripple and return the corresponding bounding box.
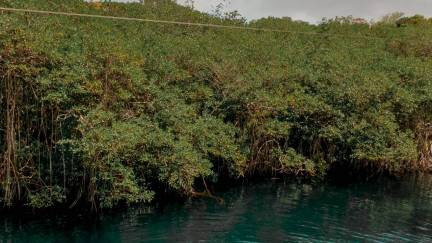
[2,176,432,242]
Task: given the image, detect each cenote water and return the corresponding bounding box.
[2,175,432,242]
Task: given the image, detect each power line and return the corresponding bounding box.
[0,6,384,40]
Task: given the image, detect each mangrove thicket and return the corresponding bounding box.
[1,0,432,210]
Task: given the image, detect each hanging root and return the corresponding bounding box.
[1,69,21,206]
[0,44,48,207]
[415,122,432,171]
[190,177,225,204]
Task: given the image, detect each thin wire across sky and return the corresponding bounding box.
[0,7,385,41]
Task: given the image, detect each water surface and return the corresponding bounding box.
[2,175,432,242]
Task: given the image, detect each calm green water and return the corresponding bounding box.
[2,175,432,242]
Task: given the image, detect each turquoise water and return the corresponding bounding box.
[2,175,432,242]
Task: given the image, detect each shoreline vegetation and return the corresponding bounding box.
[1,0,432,211]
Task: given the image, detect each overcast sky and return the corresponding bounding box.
[174,0,432,23]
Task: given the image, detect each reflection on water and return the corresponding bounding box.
[2,174,432,242]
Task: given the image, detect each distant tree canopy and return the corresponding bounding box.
[0,0,432,210]
[396,14,432,27]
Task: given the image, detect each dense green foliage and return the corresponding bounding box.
[1,0,432,209]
